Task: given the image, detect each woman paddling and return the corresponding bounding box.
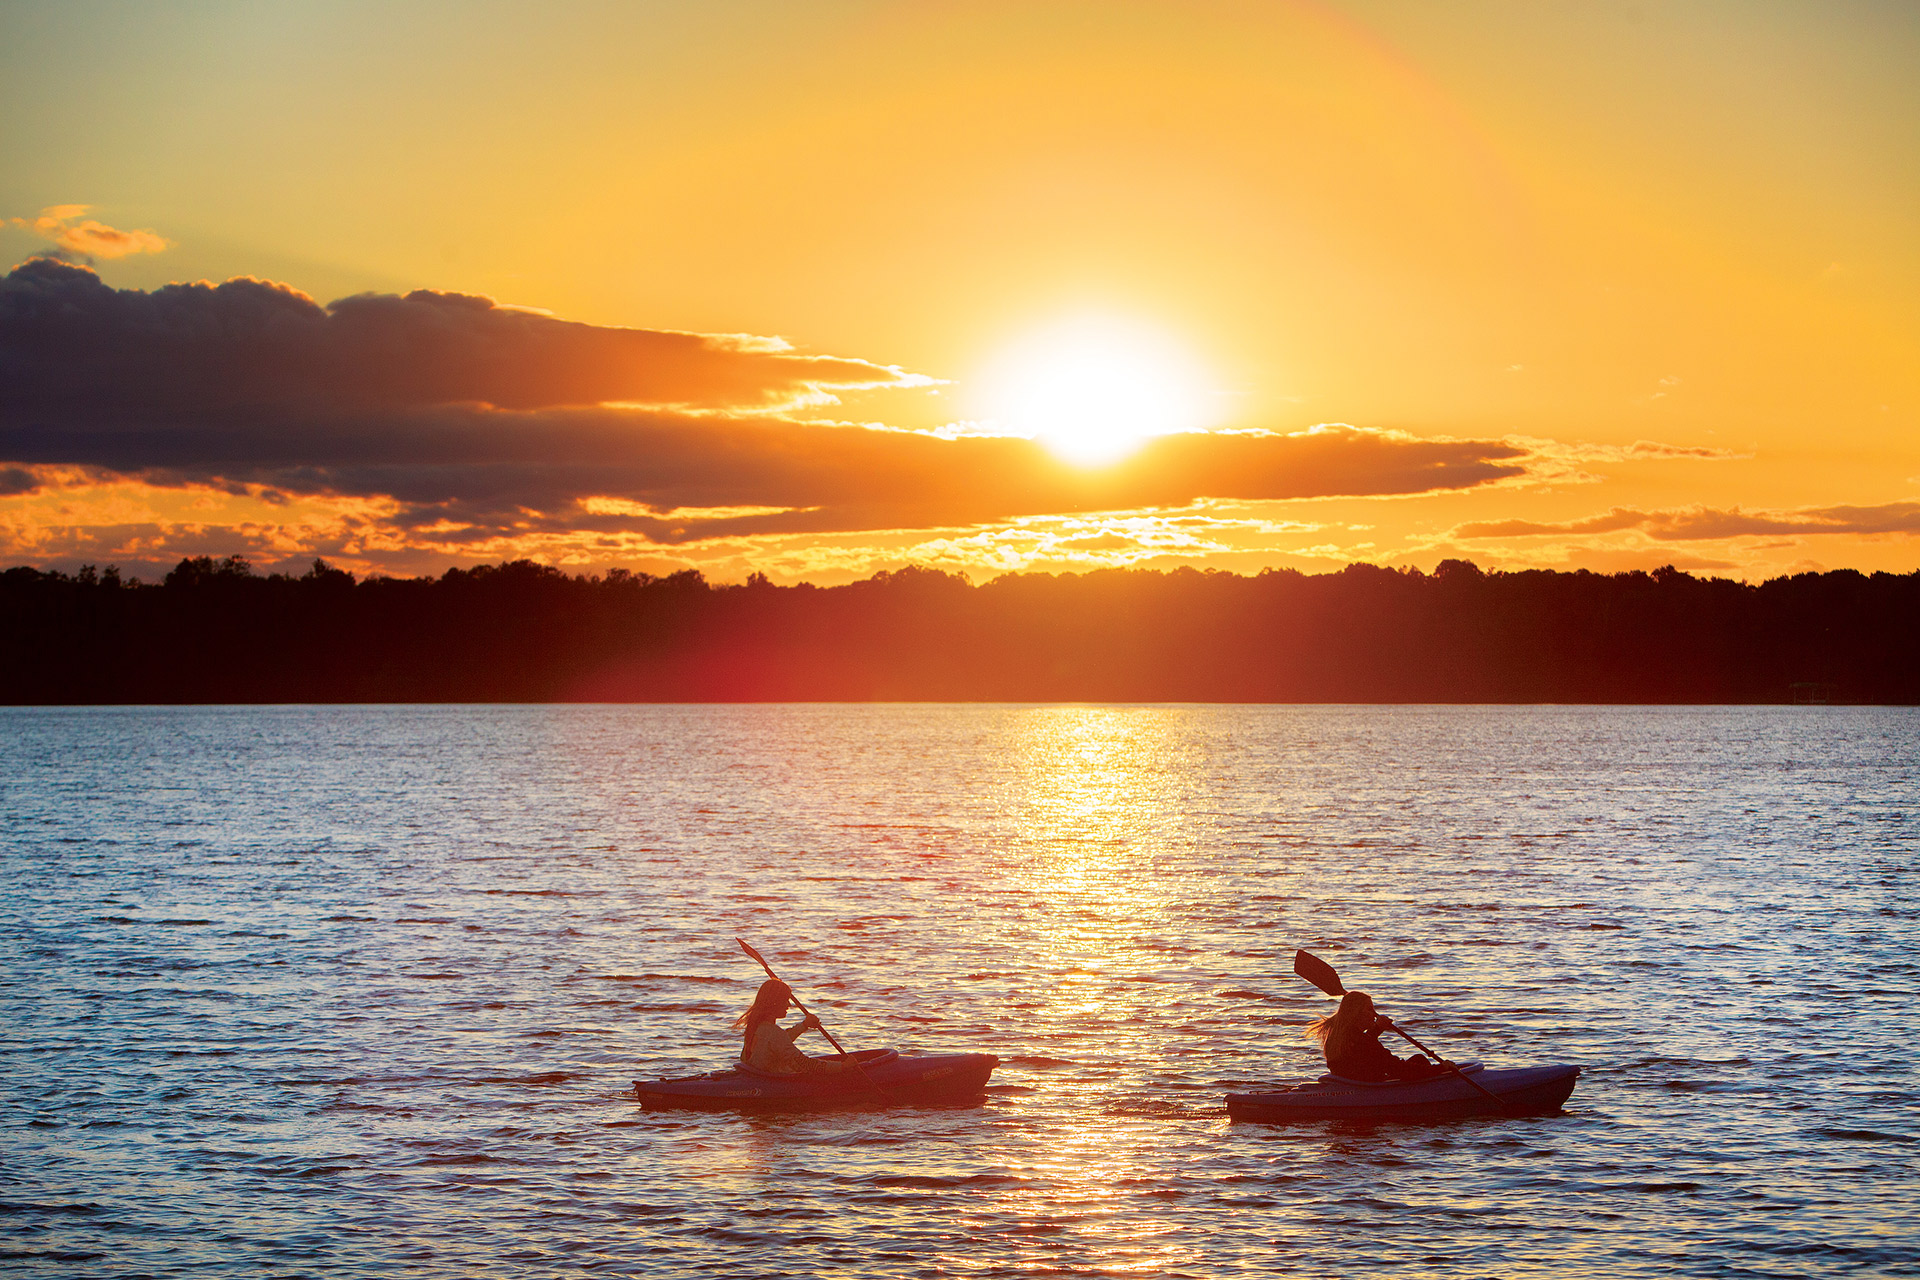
[733,978,848,1075]
[1307,991,1449,1082]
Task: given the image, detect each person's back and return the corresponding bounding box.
[1325,1025,1403,1082]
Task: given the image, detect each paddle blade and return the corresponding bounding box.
[1293,949,1345,997]
[737,938,774,974]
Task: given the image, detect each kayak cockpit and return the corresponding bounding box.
[1314,1061,1484,1087]
[734,1047,898,1079]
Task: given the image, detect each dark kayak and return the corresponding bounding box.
[1226,1062,1578,1123]
[633,1048,1000,1111]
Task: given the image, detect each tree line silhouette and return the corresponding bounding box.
[2,556,1914,703]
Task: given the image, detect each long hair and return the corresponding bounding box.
[1306,991,1377,1061]
[731,978,792,1042]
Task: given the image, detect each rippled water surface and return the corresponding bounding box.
[3,705,1917,1278]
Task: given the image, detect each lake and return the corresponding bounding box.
[2,705,1916,1277]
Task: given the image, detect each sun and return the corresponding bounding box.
[975,315,1218,466]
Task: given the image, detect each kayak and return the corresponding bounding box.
[1226,1062,1579,1123]
[633,1047,1000,1111]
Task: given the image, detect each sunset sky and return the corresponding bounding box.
[2,0,1916,584]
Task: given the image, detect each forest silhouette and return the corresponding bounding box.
[2,556,1914,704]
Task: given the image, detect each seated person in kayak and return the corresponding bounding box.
[1307,991,1448,1082]
[733,978,848,1075]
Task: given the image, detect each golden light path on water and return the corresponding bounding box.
[998,710,1197,1275]
[2,704,1917,1277]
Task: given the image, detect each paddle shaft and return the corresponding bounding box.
[736,938,891,1101]
[1388,1022,1509,1108]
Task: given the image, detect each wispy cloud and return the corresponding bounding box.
[10,205,171,261]
[1496,436,1749,487]
[1454,501,1920,541]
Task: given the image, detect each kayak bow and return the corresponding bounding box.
[634,1048,1000,1112]
[1226,1062,1578,1123]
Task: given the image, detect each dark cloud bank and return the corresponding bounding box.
[0,256,906,413]
[0,259,1528,540]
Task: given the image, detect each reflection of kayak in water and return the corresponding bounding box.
[633,1048,1000,1111]
[1226,1062,1579,1123]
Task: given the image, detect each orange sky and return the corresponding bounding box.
[2,0,1916,583]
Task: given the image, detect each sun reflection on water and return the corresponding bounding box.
[997,708,1200,1024]
[980,708,1217,1277]
[1005,707,1191,900]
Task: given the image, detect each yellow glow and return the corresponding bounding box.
[976,316,1218,466]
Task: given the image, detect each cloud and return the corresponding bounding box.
[0,261,1529,544]
[1453,508,1652,538]
[11,205,171,260]
[1454,501,1920,541]
[1504,436,1747,486]
[0,407,1527,543]
[1517,437,1743,464]
[1611,440,1735,460]
[0,257,927,415]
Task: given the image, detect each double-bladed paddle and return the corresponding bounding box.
[737,937,892,1103]
[1292,948,1507,1109]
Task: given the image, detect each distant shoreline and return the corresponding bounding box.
[5,557,1916,705]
